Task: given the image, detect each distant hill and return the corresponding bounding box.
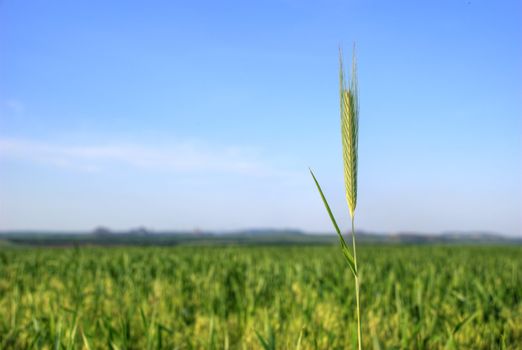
[376,231,521,244]
[0,228,520,246]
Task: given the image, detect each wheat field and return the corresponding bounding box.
[0,245,520,349]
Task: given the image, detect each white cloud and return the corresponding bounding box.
[0,138,291,176]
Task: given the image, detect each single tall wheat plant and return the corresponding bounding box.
[310,47,361,349]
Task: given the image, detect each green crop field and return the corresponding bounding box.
[0,245,520,349]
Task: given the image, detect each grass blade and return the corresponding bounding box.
[309,168,357,276]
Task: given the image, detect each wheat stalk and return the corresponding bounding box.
[310,45,362,349]
[341,46,362,350]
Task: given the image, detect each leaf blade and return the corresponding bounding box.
[309,168,357,276]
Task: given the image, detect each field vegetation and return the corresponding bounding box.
[0,245,520,349]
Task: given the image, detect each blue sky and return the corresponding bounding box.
[1,0,521,235]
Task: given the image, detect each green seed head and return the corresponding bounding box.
[340,48,359,218]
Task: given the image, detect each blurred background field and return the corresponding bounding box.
[1,244,520,349]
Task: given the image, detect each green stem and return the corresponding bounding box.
[351,214,362,350]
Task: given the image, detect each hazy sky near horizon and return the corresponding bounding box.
[1,0,521,235]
